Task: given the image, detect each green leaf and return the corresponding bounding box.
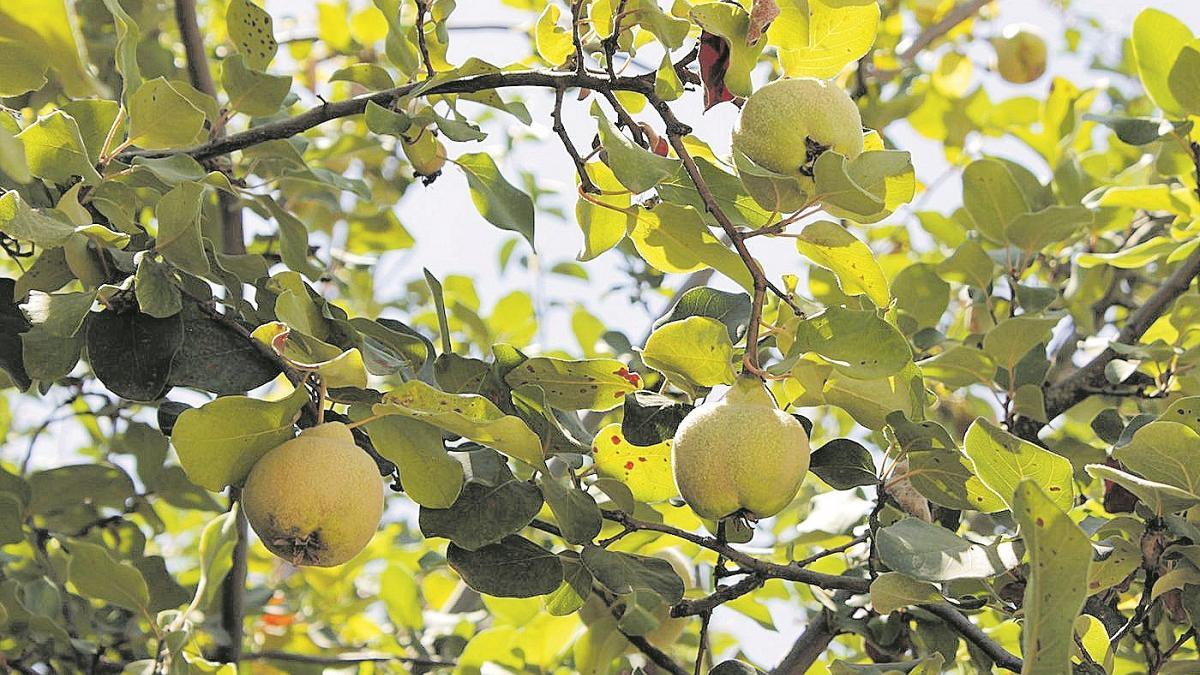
[373,379,545,469]
[918,346,996,390]
[813,152,884,219]
[653,287,751,345]
[456,152,535,250]
[1005,205,1092,252]
[1114,421,1200,495]
[534,3,572,65]
[540,479,602,545]
[154,181,210,277]
[627,203,754,291]
[1076,236,1178,269]
[936,240,996,289]
[809,438,877,489]
[869,572,943,614]
[0,37,46,97]
[655,53,683,100]
[1012,479,1092,675]
[260,196,322,280]
[221,54,291,117]
[168,299,280,395]
[133,253,181,319]
[575,161,634,261]
[1132,8,1193,116]
[689,3,767,96]
[420,479,543,550]
[787,307,911,380]
[0,191,75,247]
[16,111,102,185]
[1086,463,1200,514]
[194,508,240,608]
[504,356,640,412]
[128,78,207,150]
[544,555,592,616]
[99,0,142,102]
[447,535,563,598]
[330,63,395,90]
[795,221,891,307]
[772,0,881,79]
[171,386,308,491]
[876,518,1021,582]
[962,418,1074,512]
[657,155,775,229]
[641,316,736,390]
[982,316,1057,374]
[0,122,30,183]
[897,263,950,326]
[592,422,676,503]
[364,416,463,508]
[961,158,1031,242]
[581,545,685,603]
[87,309,182,401]
[67,541,150,614]
[820,151,916,223]
[591,101,680,193]
[626,0,689,49]
[227,0,279,71]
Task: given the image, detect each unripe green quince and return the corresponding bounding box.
[401,131,447,177]
[732,77,864,210]
[990,25,1048,84]
[672,376,811,521]
[242,422,384,567]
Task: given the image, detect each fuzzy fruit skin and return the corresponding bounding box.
[732,77,864,178]
[991,25,1048,84]
[242,422,384,567]
[672,376,810,520]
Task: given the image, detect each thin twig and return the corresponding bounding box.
[570,0,587,74]
[552,85,600,193]
[414,0,435,81]
[244,651,454,668]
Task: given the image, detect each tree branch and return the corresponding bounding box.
[1018,243,1200,439]
[244,650,454,668]
[172,0,244,255]
[116,69,664,164]
[604,510,1024,671]
[897,0,991,65]
[552,85,599,194]
[771,605,840,675]
[921,603,1022,672]
[671,573,764,617]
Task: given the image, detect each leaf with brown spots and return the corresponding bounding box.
[592,423,676,503]
[1012,479,1091,675]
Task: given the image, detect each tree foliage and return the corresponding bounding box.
[2,0,1200,673]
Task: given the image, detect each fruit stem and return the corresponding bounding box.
[316,377,327,426]
[345,413,387,431]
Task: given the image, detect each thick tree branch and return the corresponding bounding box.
[173,1,249,661]
[1013,243,1200,441]
[771,606,840,675]
[172,0,244,255]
